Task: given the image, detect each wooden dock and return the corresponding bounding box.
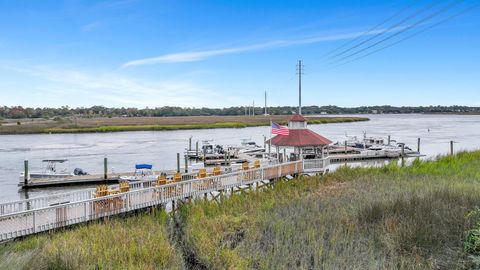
[0,158,329,242]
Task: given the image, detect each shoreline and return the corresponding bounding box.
[0,116,369,135]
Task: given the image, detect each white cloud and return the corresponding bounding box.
[82,22,102,32]
[122,26,409,68]
[1,64,217,107]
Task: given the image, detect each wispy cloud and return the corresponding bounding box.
[95,0,139,9]
[1,63,218,107]
[82,21,102,32]
[122,26,408,68]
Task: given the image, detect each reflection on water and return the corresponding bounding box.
[1,114,480,202]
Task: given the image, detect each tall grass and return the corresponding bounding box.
[177,152,480,269]
[0,211,184,270]
[2,152,480,269]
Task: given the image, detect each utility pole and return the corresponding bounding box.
[296,60,303,115]
[264,91,267,115]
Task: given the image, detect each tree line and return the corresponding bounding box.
[0,105,479,119]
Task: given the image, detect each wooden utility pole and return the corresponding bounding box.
[264,91,267,115]
[296,60,303,115]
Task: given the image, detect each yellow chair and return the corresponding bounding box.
[253,160,261,168]
[212,166,221,176]
[156,175,167,186]
[173,172,182,182]
[94,185,108,198]
[119,181,130,193]
[198,168,207,178]
[242,162,249,170]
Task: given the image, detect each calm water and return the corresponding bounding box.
[1,114,479,203]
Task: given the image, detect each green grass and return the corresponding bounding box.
[0,211,184,270]
[41,117,369,134]
[2,151,480,269]
[177,152,480,269]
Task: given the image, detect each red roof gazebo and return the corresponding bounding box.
[267,114,332,161]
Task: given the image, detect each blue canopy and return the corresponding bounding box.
[135,164,153,170]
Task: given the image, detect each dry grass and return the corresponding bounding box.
[0,115,368,134]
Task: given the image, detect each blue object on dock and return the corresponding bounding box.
[135,164,153,169]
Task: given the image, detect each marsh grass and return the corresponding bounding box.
[2,152,480,269]
[0,116,369,134]
[0,212,184,270]
[178,151,480,269]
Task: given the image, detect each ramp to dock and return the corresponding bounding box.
[0,158,328,242]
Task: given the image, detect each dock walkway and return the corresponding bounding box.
[0,158,329,242]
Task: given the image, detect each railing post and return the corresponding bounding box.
[126,193,130,211]
[32,211,36,233]
[84,201,88,221]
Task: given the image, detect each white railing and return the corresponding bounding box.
[0,159,328,242]
[302,158,330,173]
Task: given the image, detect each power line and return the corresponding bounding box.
[330,0,463,65]
[333,3,479,67]
[323,1,417,58]
[328,1,441,61]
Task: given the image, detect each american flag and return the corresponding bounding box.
[271,122,289,136]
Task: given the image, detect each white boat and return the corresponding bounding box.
[185,140,227,159]
[21,159,88,179]
[119,164,161,182]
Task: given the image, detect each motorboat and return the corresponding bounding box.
[21,159,88,179]
[119,164,161,182]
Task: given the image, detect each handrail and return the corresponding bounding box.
[0,159,328,242]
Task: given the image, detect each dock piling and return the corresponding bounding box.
[450,140,454,155]
[103,157,108,180]
[388,135,391,145]
[196,141,199,158]
[189,137,192,151]
[184,154,188,173]
[344,140,347,154]
[24,160,29,186]
[417,138,421,153]
[401,144,405,157]
[177,153,180,173]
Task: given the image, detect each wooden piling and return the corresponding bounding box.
[196,141,199,158]
[401,144,405,157]
[387,135,391,145]
[417,138,421,153]
[344,140,347,154]
[184,154,188,173]
[177,153,180,173]
[24,160,29,186]
[450,140,454,155]
[103,157,108,180]
[189,137,192,151]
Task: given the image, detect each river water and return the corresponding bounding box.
[1,114,479,203]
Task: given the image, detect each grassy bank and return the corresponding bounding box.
[0,212,183,270]
[3,152,480,269]
[0,115,369,134]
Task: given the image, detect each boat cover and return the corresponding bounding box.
[135,164,153,169]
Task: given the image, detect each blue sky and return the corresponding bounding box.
[0,0,479,108]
